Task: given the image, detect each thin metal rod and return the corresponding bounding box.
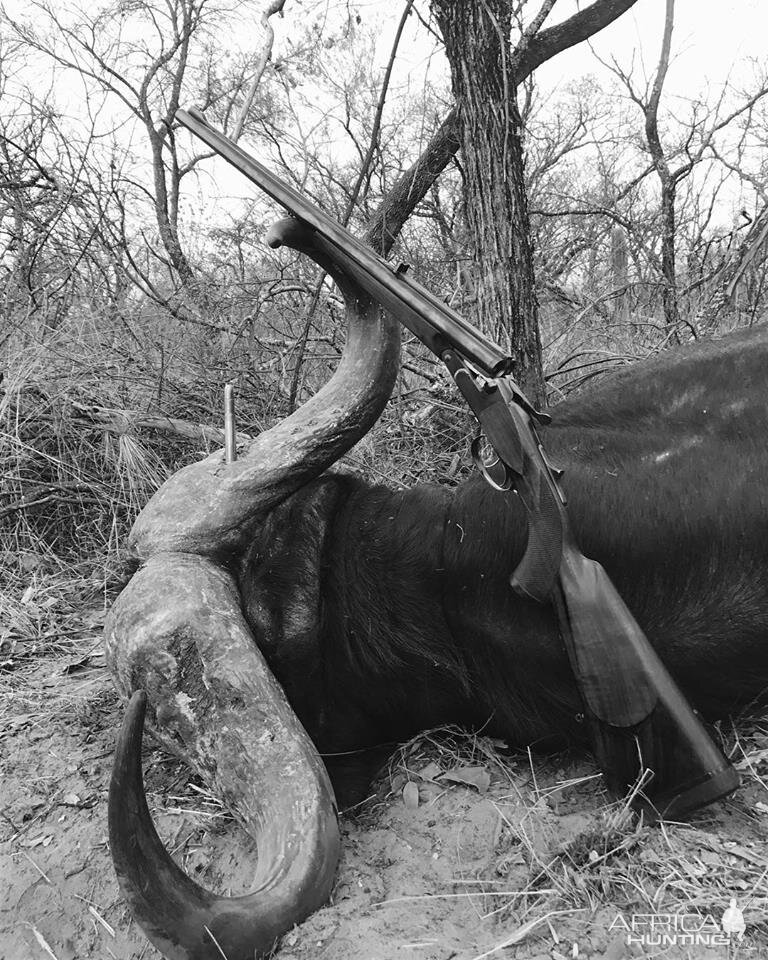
[224,383,236,463]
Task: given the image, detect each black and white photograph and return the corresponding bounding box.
[2,1,768,957]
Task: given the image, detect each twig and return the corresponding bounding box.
[24,924,60,960]
[0,492,104,520]
[22,852,52,884]
[231,1,287,142]
[470,909,581,960]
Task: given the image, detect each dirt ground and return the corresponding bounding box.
[3,622,768,960]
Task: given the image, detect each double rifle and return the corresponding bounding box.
[177,106,738,818]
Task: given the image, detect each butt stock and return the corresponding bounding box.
[555,551,739,818]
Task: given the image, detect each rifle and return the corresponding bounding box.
[177,107,738,818]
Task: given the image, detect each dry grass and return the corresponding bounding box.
[359,721,768,958]
[2,300,767,957]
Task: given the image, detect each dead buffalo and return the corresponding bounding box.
[105,312,768,960]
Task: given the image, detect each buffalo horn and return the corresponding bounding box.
[106,555,340,960]
[110,690,339,960]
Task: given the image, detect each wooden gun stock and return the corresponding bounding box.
[555,552,739,818]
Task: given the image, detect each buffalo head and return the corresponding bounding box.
[105,221,400,960]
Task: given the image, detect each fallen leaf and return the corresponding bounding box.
[21,584,36,602]
[735,747,768,770]
[20,555,42,574]
[20,834,53,848]
[62,793,82,807]
[441,766,491,793]
[417,761,442,782]
[698,848,721,867]
[403,781,420,810]
[390,773,406,793]
[719,840,766,868]
[61,658,90,675]
[755,801,768,814]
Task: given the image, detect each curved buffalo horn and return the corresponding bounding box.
[107,219,398,958]
[106,556,340,960]
[129,219,399,561]
[110,691,338,960]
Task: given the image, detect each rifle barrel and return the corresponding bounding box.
[177,107,513,378]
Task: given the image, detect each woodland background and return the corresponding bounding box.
[2,0,768,654]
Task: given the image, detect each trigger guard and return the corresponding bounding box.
[471,436,513,492]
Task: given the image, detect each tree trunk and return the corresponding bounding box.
[644,0,679,336]
[610,224,630,323]
[147,128,197,287]
[659,179,679,330]
[432,0,545,406]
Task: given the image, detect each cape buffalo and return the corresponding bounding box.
[105,253,768,960]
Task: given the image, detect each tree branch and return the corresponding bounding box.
[513,0,642,81]
[231,0,287,142]
[364,0,641,253]
[70,400,254,447]
[645,0,674,184]
[364,107,461,254]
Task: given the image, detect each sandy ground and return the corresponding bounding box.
[3,632,768,960]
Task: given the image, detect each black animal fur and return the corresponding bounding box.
[238,326,768,803]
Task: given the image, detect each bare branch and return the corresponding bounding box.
[365,108,461,255]
[644,0,674,185]
[70,400,254,447]
[509,0,558,76]
[514,0,642,81]
[231,0,287,142]
[366,0,641,254]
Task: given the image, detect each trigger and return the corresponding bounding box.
[471,435,513,492]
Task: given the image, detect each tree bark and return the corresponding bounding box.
[147,127,197,286]
[432,0,545,404]
[424,0,642,405]
[369,0,644,259]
